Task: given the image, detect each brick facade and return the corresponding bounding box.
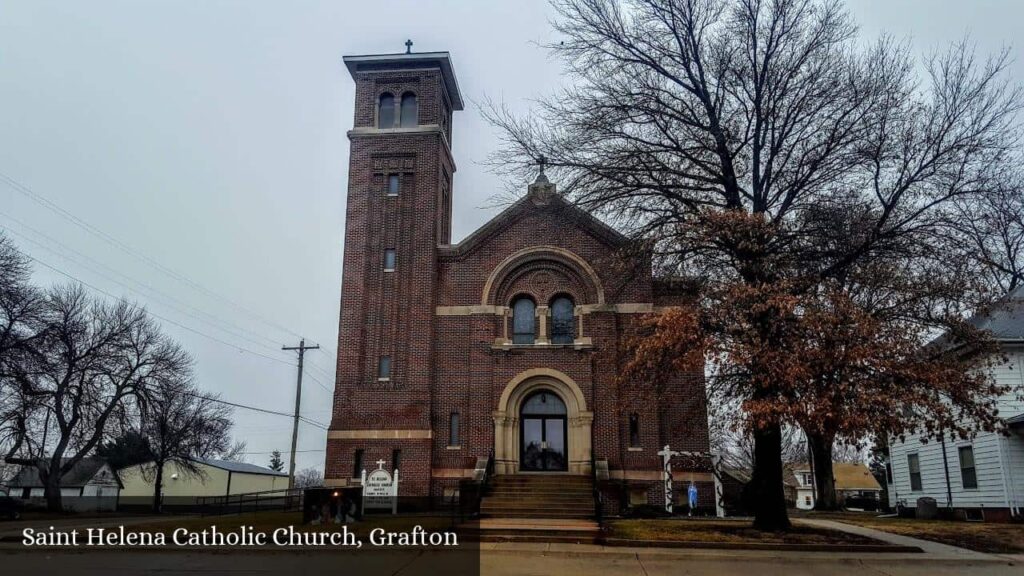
[326,51,710,508]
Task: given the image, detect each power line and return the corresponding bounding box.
[184,391,328,430]
[10,245,296,367]
[238,449,326,456]
[0,214,292,357]
[302,366,334,395]
[304,359,335,382]
[0,169,305,342]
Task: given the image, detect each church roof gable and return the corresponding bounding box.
[444,185,628,257]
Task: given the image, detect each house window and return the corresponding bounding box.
[907,454,922,491]
[885,461,893,484]
[805,495,811,506]
[392,449,401,471]
[511,297,536,344]
[353,449,364,478]
[958,446,977,489]
[449,412,460,447]
[387,174,400,196]
[378,93,395,128]
[628,413,640,447]
[383,249,396,271]
[550,295,575,344]
[400,92,418,127]
[378,356,391,380]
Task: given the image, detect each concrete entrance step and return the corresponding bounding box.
[479,494,593,502]
[481,511,595,519]
[491,476,591,484]
[488,487,592,494]
[471,517,601,544]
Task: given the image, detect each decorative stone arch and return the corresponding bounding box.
[481,246,606,306]
[493,368,594,475]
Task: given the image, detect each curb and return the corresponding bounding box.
[599,537,922,553]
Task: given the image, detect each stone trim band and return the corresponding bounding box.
[327,430,433,440]
[436,303,672,316]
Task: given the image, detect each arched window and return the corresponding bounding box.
[400,92,418,127]
[521,391,566,416]
[550,295,575,344]
[378,93,395,128]
[511,297,536,345]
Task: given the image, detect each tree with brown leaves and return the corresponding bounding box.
[487,0,1022,529]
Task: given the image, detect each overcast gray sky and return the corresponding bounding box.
[1,0,1021,473]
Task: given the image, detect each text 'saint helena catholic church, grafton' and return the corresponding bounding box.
[324,48,712,510]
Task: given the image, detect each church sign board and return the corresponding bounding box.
[361,460,398,514]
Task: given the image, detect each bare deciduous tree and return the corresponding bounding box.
[217,440,248,463]
[141,378,232,513]
[0,234,45,464]
[487,0,1022,529]
[11,285,190,511]
[294,467,323,489]
[954,172,1024,294]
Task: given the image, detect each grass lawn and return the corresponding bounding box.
[809,512,1024,554]
[608,518,880,545]
[128,511,455,539]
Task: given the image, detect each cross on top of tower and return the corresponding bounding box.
[533,154,550,184]
[405,39,413,54]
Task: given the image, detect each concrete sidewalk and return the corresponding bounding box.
[796,518,1019,563]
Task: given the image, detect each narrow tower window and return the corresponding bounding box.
[400,92,418,127]
[383,249,396,271]
[353,449,364,478]
[550,295,575,344]
[378,356,391,380]
[511,297,536,344]
[449,412,460,447]
[629,413,640,447]
[378,93,395,128]
[387,174,400,196]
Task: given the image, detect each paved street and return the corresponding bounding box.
[0,545,1020,576]
[0,515,1019,575]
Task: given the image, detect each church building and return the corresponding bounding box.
[325,48,711,511]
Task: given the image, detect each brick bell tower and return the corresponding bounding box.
[325,47,462,496]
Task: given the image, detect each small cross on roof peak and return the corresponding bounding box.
[405,39,413,54]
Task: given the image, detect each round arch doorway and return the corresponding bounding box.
[519,390,568,471]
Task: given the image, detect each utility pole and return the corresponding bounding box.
[282,339,319,489]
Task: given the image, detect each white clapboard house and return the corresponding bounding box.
[887,286,1024,521]
[7,457,121,512]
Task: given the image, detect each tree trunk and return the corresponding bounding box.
[152,461,164,514]
[750,421,791,531]
[42,468,63,512]
[808,432,839,510]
